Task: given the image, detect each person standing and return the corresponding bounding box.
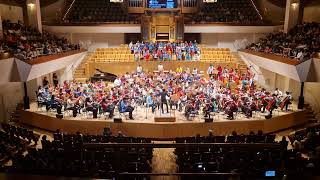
[207,64,214,78]
[160,88,169,114]
[136,64,143,74]
[42,77,49,87]
[53,73,59,88]
[158,63,164,72]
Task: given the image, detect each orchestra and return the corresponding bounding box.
[36,64,293,120]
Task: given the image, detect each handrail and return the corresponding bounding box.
[240,49,302,66]
[15,49,86,65]
[119,172,241,176]
[84,142,281,149]
[62,0,76,21]
[249,0,263,20]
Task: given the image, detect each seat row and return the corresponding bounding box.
[201,48,230,51]
[92,54,134,62]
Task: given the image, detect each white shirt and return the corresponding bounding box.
[207,66,214,75]
[137,66,143,73]
[114,78,121,87]
[297,52,304,60]
[274,90,283,97]
[158,64,164,72]
[192,69,198,75]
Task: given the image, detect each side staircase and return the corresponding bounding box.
[232,52,248,74]
[73,52,94,83]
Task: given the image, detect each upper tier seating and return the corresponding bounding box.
[1,20,79,61]
[246,22,320,61]
[91,45,236,63]
[200,48,236,62]
[64,0,140,24]
[186,0,262,24]
[92,45,134,62]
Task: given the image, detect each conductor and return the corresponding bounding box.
[160,88,169,114]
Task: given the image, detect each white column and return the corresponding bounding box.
[284,0,300,33]
[26,0,42,33]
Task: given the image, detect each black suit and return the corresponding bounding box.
[160,91,169,113]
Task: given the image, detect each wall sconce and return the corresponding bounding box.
[291,2,299,9]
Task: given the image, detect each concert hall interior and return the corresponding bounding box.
[0,0,319,179]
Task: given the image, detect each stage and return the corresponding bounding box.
[16,102,308,138]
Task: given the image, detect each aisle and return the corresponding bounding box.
[151,141,178,180]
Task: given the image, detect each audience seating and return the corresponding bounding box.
[174,131,319,177]
[64,0,140,24]
[91,46,236,63]
[0,123,39,166]
[288,123,320,153]
[4,128,152,179]
[92,46,134,62]
[1,20,79,61]
[1,124,320,178]
[186,0,262,24]
[247,22,320,61]
[200,48,236,62]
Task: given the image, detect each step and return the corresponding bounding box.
[74,78,88,83]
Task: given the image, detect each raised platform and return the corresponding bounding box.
[17,103,308,138]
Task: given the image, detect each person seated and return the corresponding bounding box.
[119,97,134,120]
[99,97,115,119]
[146,93,156,113]
[84,97,98,118]
[36,92,46,108]
[46,95,62,114]
[185,100,198,119]
[65,96,80,117]
[203,98,218,118]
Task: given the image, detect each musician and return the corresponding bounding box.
[192,68,198,75]
[265,94,278,118]
[203,98,218,118]
[65,96,80,117]
[136,64,143,74]
[185,99,197,119]
[207,64,214,78]
[53,73,59,88]
[99,97,115,119]
[84,97,98,118]
[146,93,156,113]
[119,97,134,120]
[225,100,237,120]
[280,91,292,111]
[36,92,46,108]
[158,63,164,72]
[169,93,179,110]
[46,95,62,114]
[114,77,121,87]
[160,88,169,114]
[42,76,49,87]
[274,88,283,97]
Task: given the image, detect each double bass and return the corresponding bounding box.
[225,100,237,120]
[279,95,291,110]
[266,97,277,112]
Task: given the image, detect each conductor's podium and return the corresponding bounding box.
[154,111,176,122]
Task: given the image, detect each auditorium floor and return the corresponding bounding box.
[28,102,299,124]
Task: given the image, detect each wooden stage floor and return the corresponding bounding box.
[18,102,307,138]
